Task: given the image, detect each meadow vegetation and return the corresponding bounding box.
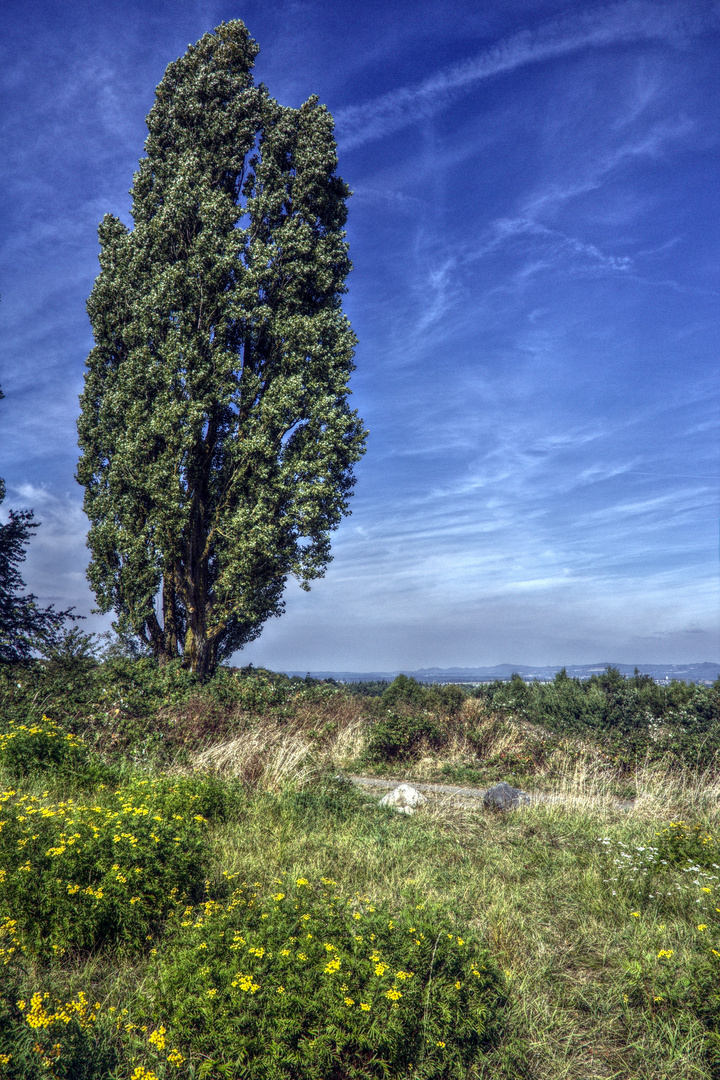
[1,641,719,1078]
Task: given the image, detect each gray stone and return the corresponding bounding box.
[379,783,426,815]
[483,780,531,811]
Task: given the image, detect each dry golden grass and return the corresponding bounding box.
[191,724,318,790]
[187,695,367,790]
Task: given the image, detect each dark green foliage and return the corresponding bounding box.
[0,982,119,1080]
[344,680,392,698]
[0,715,118,789]
[0,653,203,756]
[0,775,214,957]
[76,21,366,680]
[434,683,466,716]
[359,677,471,766]
[0,504,78,664]
[0,653,350,770]
[364,711,446,764]
[381,675,431,709]
[472,667,720,771]
[381,676,466,716]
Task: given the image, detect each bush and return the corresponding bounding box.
[363,711,446,763]
[135,875,508,1079]
[0,983,119,1080]
[0,715,116,787]
[0,776,218,957]
[470,669,720,771]
[381,676,431,710]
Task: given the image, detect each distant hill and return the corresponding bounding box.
[281,662,720,685]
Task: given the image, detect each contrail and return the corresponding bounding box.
[335,1,719,149]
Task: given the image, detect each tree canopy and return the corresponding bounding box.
[76,21,366,679]
[0,386,77,662]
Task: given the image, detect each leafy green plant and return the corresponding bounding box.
[363,711,446,763]
[0,715,115,787]
[380,675,432,710]
[0,776,215,956]
[654,821,720,872]
[0,984,120,1080]
[136,875,507,1079]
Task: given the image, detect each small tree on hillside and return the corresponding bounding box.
[0,386,76,661]
[77,21,367,679]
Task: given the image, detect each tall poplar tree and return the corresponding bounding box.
[77,21,366,679]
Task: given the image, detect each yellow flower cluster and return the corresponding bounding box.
[18,990,100,1031]
[0,783,201,940]
[0,716,83,750]
[231,973,260,993]
[148,1026,166,1050]
[0,916,25,965]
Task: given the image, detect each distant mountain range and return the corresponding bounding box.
[281,662,720,685]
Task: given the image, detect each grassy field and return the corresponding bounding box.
[0,660,719,1079]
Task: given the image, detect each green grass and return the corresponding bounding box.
[1,665,720,1078]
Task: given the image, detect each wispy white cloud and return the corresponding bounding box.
[520,116,696,219]
[335,1,716,149]
[0,484,98,616]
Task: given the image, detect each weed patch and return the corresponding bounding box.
[0,715,116,788]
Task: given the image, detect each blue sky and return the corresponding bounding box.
[1,0,718,671]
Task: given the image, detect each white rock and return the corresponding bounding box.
[379,784,426,815]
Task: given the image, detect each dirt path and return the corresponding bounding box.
[346,774,636,810]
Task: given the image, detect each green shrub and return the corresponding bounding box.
[0,776,215,957]
[471,669,720,771]
[0,982,119,1080]
[0,715,116,787]
[364,711,446,763]
[381,675,431,710]
[433,683,466,717]
[136,875,508,1079]
[0,715,87,777]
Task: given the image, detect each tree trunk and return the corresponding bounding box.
[161,569,180,659]
[183,623,216,681]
